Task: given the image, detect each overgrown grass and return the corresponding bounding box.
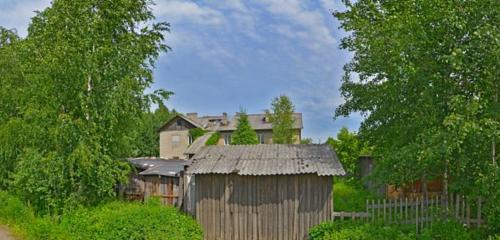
[0,191,203,240]
[309,219,482,240]
[333,178,379,212]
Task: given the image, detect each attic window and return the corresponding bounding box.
[176,119,182,126]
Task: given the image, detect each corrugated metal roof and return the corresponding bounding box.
[187,144,345,176]
[128,157,191,176]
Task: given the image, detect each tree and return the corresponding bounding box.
[268,95,296,144]
[334,0,499,232]
[231,111,259,145]
[131,102,176,157]
[326,127,371,177]
[0,0,170,214]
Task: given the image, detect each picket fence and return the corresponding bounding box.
[333,194,484,233]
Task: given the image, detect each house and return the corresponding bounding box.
[358,156,443,199]
[158,112,303,159]
[187,144,345,240]
[123,157,191,207]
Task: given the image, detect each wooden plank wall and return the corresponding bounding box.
[124,175,182,207]
[195,174,332,240]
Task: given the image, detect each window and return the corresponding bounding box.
[258,134,264,144]
[172,135,180,144]
[224,135,231,145]
[176,119,182,126]
[188,135,193,145]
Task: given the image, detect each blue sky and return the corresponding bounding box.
[0,0,362,141]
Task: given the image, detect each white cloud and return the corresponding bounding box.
[153,1,226,26]
[258,0,336,52]
[0,0,51,37]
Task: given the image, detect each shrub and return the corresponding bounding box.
[60,199,203,240]
[205,132,220,146]
[0,191,203,240]
[0,191,33,225]
[333,179,379,211]
[309,220,415,240]
[189,128,206,142]
[420,220,471,240]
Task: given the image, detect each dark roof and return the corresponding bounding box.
[128,157,191,177]
[187,144,345,176]
[216,113,303,131]
[157,114,203,132]
[182,112,303,131]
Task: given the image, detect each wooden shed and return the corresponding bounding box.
[187,144,346,240]
[124,157,191,207]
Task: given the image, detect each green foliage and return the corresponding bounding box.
[420,220,471,240]
[189,128,206,142]
[231,111,259,145]
[131,103,176,157]
[0,191,203,240]
[0,0,170,214]
[334,0,499,231]
[326,127,371,177]
[309,221,415,240]
[205,132,220,146]
[268,95,296,144]
[333,179,378,212]
[59,200,203,240]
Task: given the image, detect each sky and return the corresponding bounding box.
[0,0,362,142]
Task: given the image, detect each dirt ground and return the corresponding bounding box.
[0,226,15,240]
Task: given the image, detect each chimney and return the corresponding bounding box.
[186,112,198,120]
[222,112,228,125]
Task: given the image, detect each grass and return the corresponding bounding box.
[333,178,380,212]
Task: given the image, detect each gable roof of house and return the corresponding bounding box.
[157,114,203,132]
[128,157,191,177]
[187,144,345,176]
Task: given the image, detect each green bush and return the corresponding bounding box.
[309,221,415,240]
[420,220,471,240]
[189,128,206,142]
[60,199,203,240]
[0,191,203,240]
[333,179,379,211]
[205,132,220,146]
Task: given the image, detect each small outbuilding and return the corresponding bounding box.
[187,144,345,240]
[124,157,191,207]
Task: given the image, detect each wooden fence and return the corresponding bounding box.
[333,194,484,233]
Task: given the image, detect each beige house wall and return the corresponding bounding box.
[159,130,190,158]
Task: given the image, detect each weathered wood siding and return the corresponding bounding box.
[124,174,183,207]
[195,174,332,240]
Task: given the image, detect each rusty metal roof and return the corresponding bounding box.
[187,144,345,176]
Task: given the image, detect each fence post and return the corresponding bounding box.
[415,197,419,233]
[372,199,375,223]
[383,199,387,223]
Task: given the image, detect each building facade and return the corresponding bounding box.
[158,112,303,159]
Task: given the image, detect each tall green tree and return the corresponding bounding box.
[268,95,296,144]
[334,0,499,232]
[131,102,176,157]
[326,127,371,177]
[231,111,259,145]
[0,0,170,214]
